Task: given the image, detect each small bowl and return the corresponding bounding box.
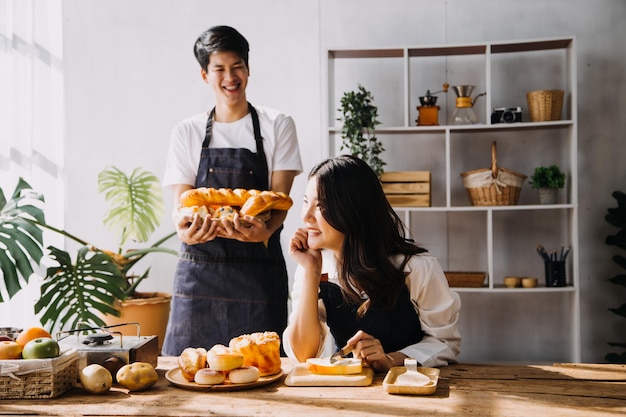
[522,277,538,288]
[504,277,521,288]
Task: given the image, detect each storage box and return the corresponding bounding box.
[0,347,78,399]
[381,171,431,207]
[445,271,487,288]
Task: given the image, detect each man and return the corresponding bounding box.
[162,25,302,355]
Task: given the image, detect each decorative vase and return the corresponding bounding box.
[101,291,171,353]
[537,188,558,204]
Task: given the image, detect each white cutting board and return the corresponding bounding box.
[284,363,374,386]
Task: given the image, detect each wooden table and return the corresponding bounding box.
[1,358,625,416]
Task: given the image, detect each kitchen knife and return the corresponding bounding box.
[329,344,355,364]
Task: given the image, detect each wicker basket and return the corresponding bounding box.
[526,89,564,122]
[461,142,527,206]
[0,348,78,399]
[445,272,487,288]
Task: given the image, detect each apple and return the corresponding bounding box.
[80,364,113,394]
[21,337,60,359]
[0,340,22,359]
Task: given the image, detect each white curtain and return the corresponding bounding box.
[0,0,64,328]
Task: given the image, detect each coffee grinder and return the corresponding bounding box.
[416,83,448,126]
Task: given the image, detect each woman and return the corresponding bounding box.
[283,155,460,372]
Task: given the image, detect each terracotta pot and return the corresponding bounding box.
[102,291,171,353]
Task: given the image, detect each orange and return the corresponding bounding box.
[15,327,52,348]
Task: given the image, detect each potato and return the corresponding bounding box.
[116,362,158,391]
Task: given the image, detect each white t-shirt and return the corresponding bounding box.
[282,250,462,368]
[163,106,303,188]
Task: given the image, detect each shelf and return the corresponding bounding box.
[393,204,575,212]
[328,120,573,134]
[451,286,577,293]
[325,36,579,363]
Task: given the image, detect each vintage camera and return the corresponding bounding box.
[491,107,522,124]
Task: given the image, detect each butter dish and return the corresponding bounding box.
[383,366,439,395]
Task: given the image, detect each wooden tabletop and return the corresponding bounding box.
[1,358,625,417]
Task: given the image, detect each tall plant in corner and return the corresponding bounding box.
[0,167,177,331]
[605,190,626,363]
[337,84,385,176]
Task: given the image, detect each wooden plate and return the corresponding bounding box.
[165,368,283,392]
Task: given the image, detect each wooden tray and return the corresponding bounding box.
[383,367,439,395]
[284,363,373,386]
[165,368,283,392]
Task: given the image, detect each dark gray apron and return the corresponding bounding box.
[162,104,288,356]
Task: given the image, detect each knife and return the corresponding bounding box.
[329,344,355,364]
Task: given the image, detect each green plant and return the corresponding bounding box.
[337,84,385,176]
[529,165,566,189]
[605,190,626,363]
[0,167,177,331]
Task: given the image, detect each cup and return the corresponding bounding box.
[504,277,521,288]
[521,277,538,288]
[545,261,566,287]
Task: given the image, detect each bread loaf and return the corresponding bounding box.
[229,331,282,376]
[179,187,293,221]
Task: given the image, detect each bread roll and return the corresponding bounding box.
[207,344,245,371]
[177,347,207,381]
[194,368,226,385]
[305,358,363,375]
[229,331,282,376]
[228,366,260,384]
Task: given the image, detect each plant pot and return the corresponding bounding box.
[101,291,171,353]
[537,188,558,204]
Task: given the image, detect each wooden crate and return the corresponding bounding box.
[380,171,431,207]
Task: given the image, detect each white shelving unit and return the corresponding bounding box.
[324,37,580,363]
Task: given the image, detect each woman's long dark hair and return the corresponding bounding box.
[309,155,426,312]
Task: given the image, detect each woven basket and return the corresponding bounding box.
[461,142,527,206]
[526,89,564,122]
[445,272,487,288]
[0,348,78,399]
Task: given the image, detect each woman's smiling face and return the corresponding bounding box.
[301,176,345,254]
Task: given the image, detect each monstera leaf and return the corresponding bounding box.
[0,178,45,302]
[35,245,128,330]
[98,166,165,249]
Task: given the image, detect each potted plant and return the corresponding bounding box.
[337,84,386,177]
[605,190,626,363]
[0,167,177,338]
[529,165,566,204]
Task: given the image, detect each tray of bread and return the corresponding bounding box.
[167,331,284,392]
[284,357,373,387]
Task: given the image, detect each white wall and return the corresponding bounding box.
[5,0,623,363]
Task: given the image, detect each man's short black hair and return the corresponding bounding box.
[193,25,249,70]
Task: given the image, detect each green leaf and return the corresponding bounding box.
[608,303,626,318]
[98,166,164,249]
[35,246,128,330]
[0,178,46,301]
[609,274,626,287]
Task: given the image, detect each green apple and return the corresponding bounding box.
[22,337,60,359]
